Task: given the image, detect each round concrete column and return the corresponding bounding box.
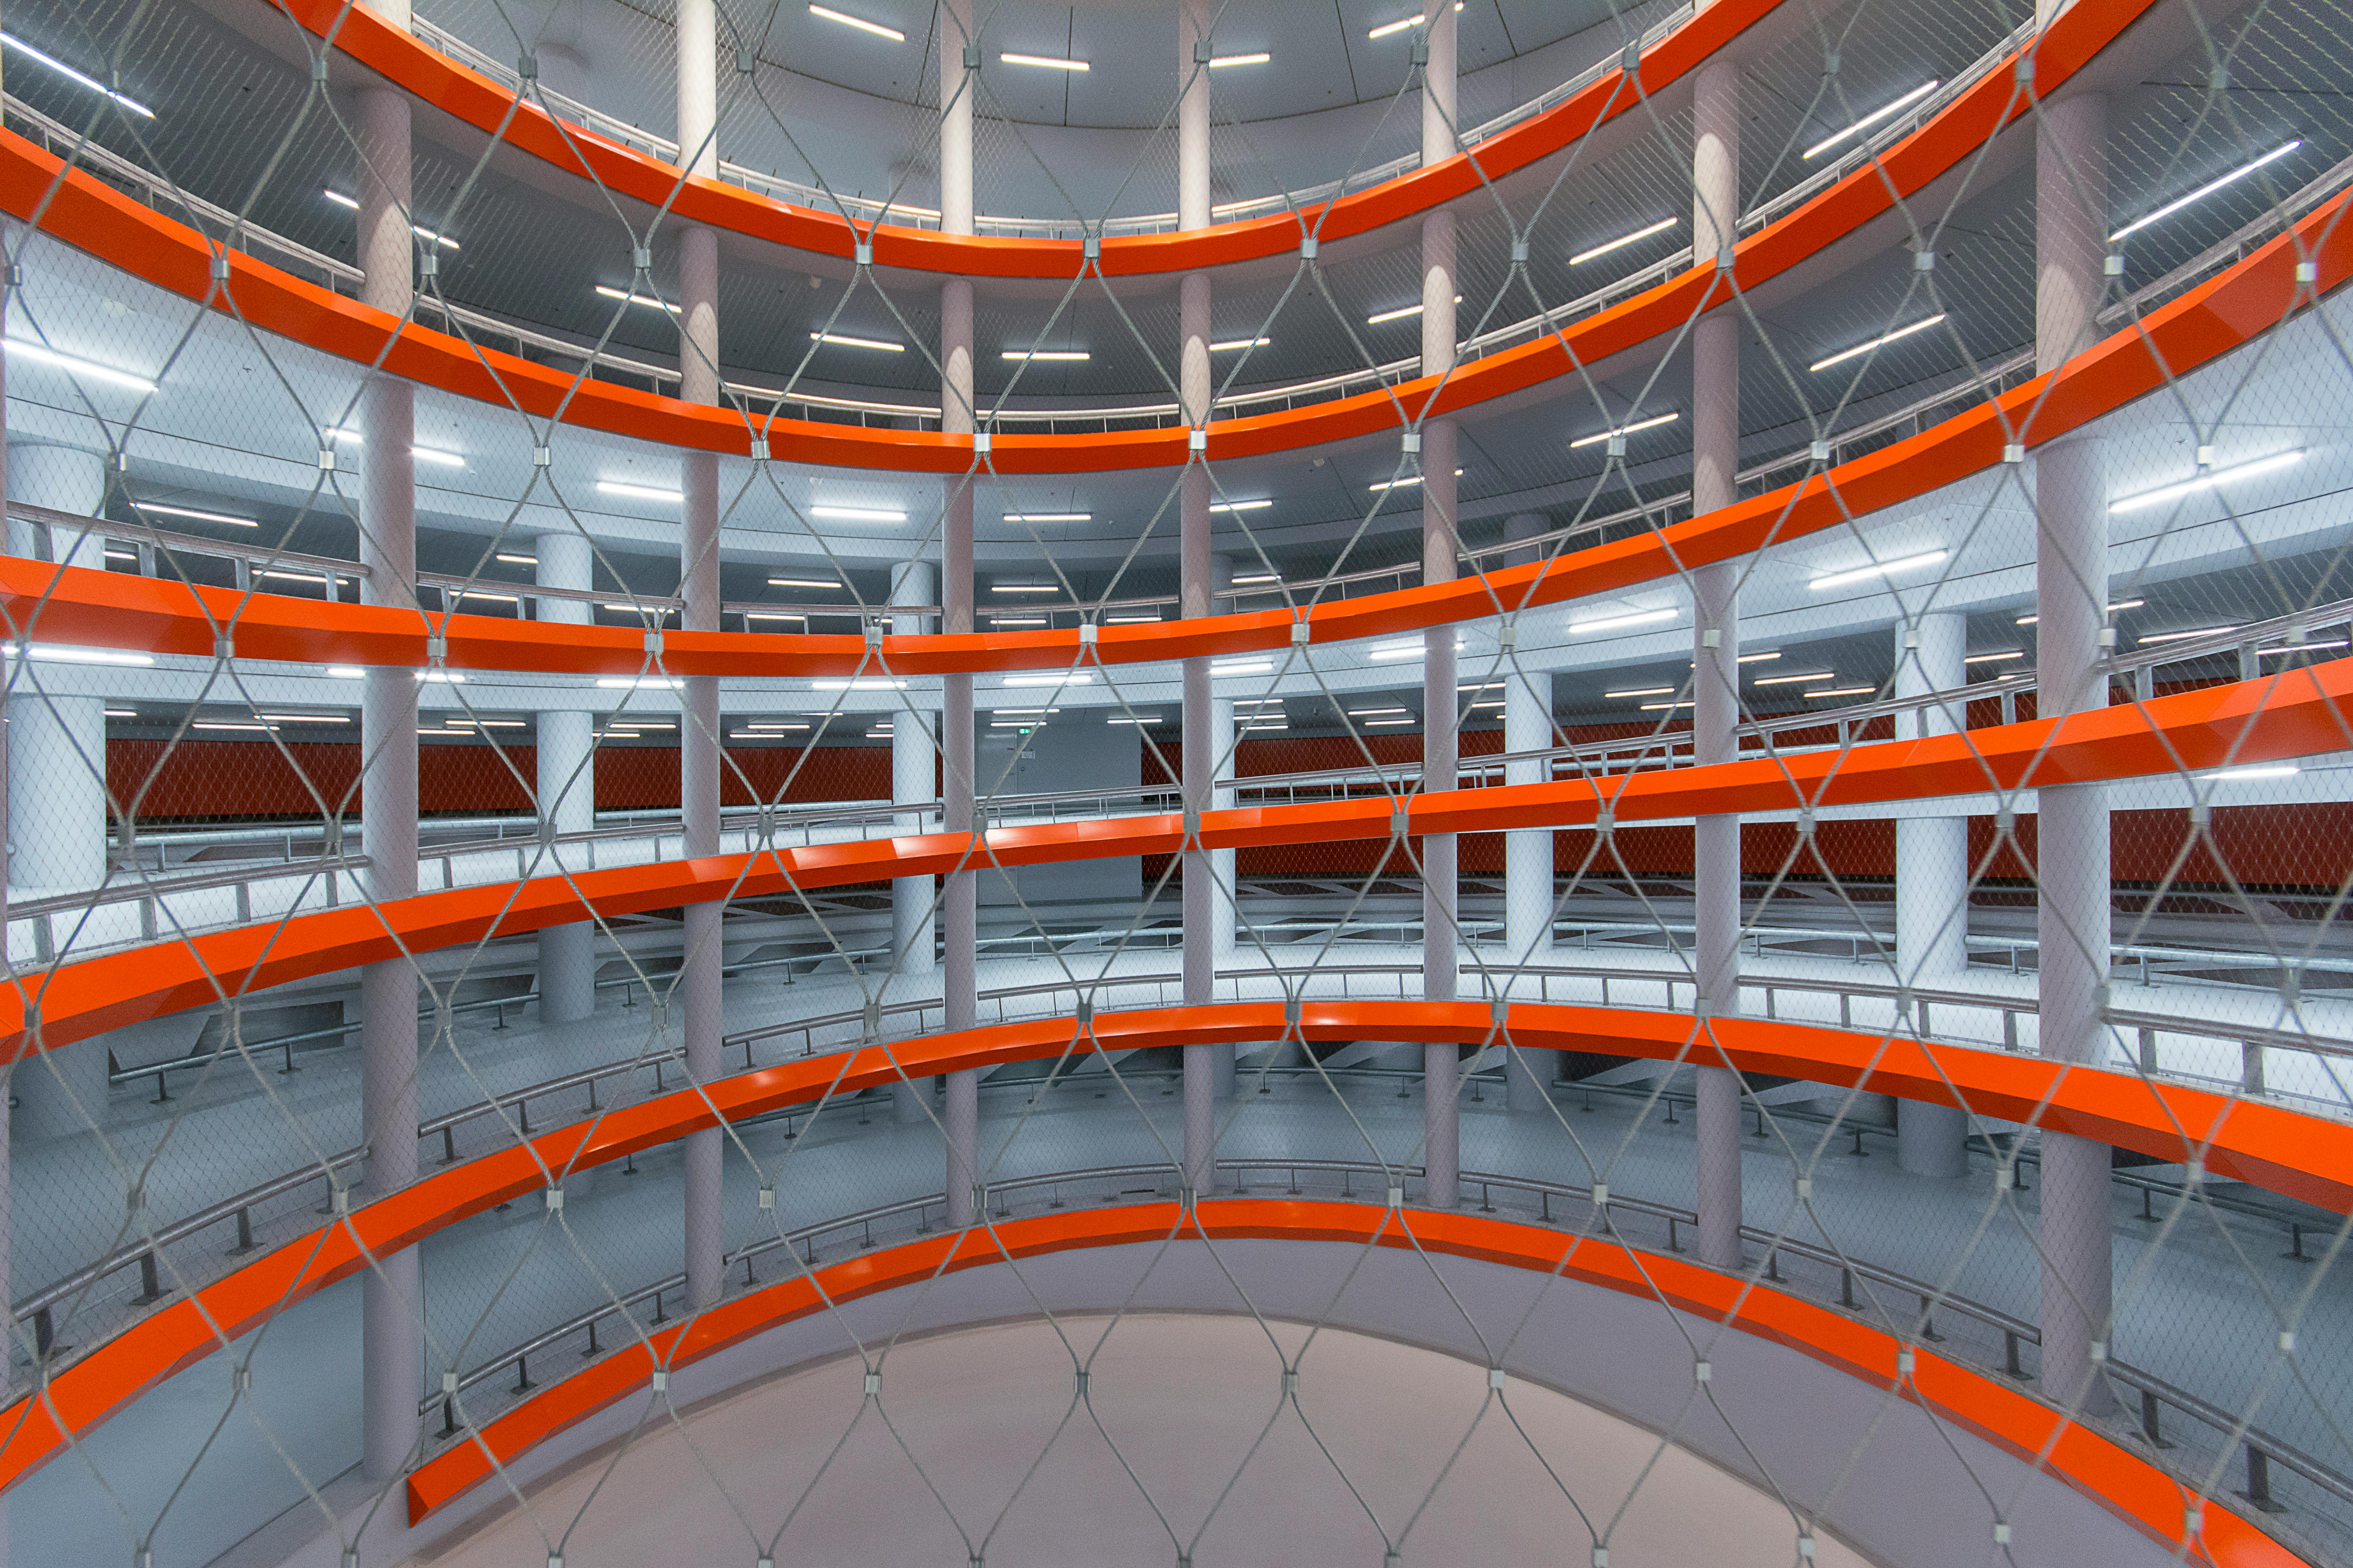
[1895,611,1971,1177]
[535,530,597,1024]
[891,559,938,1125]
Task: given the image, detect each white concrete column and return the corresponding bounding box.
[535,532,596,1024]
[891,560,938,1125]
[674,0,718,180]
[1690,46,1744,1273]
[938,8,980,1225]
[352,51,424,1482]
[5,445,107,897]
[1176,0,1227,1196]
[1896,612,1970,1176]
[2032,58,2117,1416]
[675,0,725,1313]
[1418,0,1461,1210]
[1207,555,1237,970]
[1504,668,1557,1112]
[1503,669,1554,962]
[939,0,973,254]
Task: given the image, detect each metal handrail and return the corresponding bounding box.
[34,958,2349,1436]
[408,1151,2353,1519]
[404,8,1696,242]
[0,19,2016,447]
[10,1145,367,1354]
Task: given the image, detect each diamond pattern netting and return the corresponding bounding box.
[0,0,2350,1563]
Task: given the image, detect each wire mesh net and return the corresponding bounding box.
[0,0,2349,1563]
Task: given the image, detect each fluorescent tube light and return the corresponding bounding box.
[808,4,904,41]
[1606,686,1676,699]
[1003,512,1091,523]
[323,190,457,248]
[595,284,679,313]
[1809,314,1945,372]
[1369,468,1462,492]
[1001,51,1087,70]
[1570,608,1676,634]
[1569,411,1679,450]
[2,32,152,116]
[1210,499,1272,513]
[1001,349,1090,362]
[1808,549,1948,591]
[809,331,903,352]
[7,339,155,392]
[2,643,153,666]
[2109,451,2302,514]
[1754,671,1835,686]
[2112,141,2302,241]
[1210,336,1271,350]
[810,505,908,522]
[2017,599,2141,625]
[1368,14,1424,39]
[1570,216,1678,265]
[1366,295,1458,326]
[813,678,908,690]
[1002,672,1094,686]
[326,428,464,466]
[2138,626,2238,645]
[768,577,840,589]
[1803,80,1939,159]
[1208,52,1269,67]
[133,501,257,528]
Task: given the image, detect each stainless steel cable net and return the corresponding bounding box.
[0,0,2350,1562]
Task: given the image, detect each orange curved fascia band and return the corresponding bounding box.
[3,658,2344,1058]
[1,158,2336,679]
[399,1201,2304,1566]
[0,996,2342,1525]
[291,0,1791,280]
[0,0,2150,486]
[0,1001,2343,1523]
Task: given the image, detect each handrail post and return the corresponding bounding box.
[2245,1445,2277,1512]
